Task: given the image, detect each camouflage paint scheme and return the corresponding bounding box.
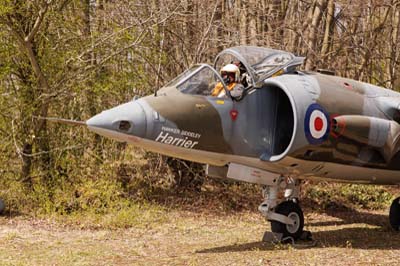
[87,46,400,185]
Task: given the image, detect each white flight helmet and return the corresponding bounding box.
[220,64,240,82]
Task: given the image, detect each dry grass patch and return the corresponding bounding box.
[0,206,399,265]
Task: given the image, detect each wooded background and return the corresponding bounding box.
[0,0,399,214]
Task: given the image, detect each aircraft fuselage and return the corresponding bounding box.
[86,70,400,185]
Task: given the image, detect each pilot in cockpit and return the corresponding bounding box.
[211,64,244,99]
[232,60,250,88]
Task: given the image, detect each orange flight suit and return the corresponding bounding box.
[211,82,239,97]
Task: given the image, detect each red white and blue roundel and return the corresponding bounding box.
[304,103,330,144]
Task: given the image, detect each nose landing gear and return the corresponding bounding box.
[258,176,310,243]
[224,164,310,243]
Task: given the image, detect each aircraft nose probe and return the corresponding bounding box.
[35,117,87,126]
[37,100,148,141]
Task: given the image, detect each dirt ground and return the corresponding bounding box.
[0,207,399,266]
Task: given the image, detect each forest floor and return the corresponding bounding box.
[0,204,398,266]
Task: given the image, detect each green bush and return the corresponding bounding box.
[305,182,394,210]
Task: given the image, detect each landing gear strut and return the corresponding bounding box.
[389,197,400,231]
[258,176,308,242]
[224,163,309,242]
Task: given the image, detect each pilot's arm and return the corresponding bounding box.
[212,82,244,98]
[211,82,224,97]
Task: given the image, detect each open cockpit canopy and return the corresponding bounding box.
[161,46,304,97]
[214,46,304,87]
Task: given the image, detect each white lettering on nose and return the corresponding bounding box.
[155,131,169,142]
[155,131,199,149]
[183,140,193,148]
[190,141,198,148]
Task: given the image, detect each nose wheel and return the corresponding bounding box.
[258,176,310,242]
[271,200,304,239]
[389,197,400,231]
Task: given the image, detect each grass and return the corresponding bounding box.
[304,182,394,210]
[0,150,399,265]
[48,202,169,230]
[0,207,399,265]
[0,179,399,266]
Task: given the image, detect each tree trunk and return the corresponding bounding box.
[305,0,328,70]
[82,0,103,160]
[239,0,247,45]
[6,3,52,183]
[387,3,400,90]
[320,0,334,66]
[248,0,257,45]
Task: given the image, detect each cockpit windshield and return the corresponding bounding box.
[163,65,199,88]
[174,64,226,96]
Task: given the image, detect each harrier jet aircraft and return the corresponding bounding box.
[46,46,400,240]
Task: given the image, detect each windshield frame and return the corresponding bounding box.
[175,64,229,96]
[213,49,256,87]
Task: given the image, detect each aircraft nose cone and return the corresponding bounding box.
[87,101,146,140]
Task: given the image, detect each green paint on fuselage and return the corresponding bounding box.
[144,87,233,154]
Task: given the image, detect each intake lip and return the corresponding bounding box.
[262,79,297,162]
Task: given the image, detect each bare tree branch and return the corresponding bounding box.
[25,2,49,43]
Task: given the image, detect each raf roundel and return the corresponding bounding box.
[304,103,330,145]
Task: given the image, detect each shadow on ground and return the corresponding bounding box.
[0,209,23,219]
[198,205,400,253]
[310,209,388,227]
[197,226,400,254]
[303,198,389,227]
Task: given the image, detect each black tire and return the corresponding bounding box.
[271,201,304,240]
[389,197,400,231]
